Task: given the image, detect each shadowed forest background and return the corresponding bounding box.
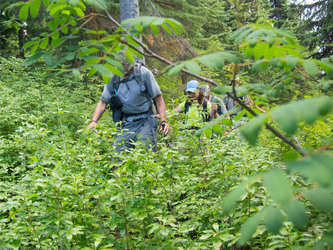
[0,0,332,249]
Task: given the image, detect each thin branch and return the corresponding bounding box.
[230,65,305,155]
[295,66,321,83]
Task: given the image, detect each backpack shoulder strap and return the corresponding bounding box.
[202,100,210,122]
[133,63,144,86]
[113,75,120,93]
[211,93,216,103]
[184,101,189,114]
[133,62,153,110]
[203,100,207,111]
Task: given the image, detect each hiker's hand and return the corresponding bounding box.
[87,121,98,133]
[160,121,170,136]
[212,103,218,114]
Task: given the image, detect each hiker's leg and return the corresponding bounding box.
[137,117,157,152]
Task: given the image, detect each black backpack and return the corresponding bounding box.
[184,100,210,122]
[108,63,156,122]
[111,63,147,95]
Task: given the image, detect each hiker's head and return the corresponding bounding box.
[200,85,210,97]
[118,50,132,74]
[185,80,206,104]
[185,80,199,95]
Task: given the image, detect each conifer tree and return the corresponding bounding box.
[297,0,333,59]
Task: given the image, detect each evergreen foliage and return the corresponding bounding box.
[297,0,333,59]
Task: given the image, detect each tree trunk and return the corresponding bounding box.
[120,0,140,22]
[119,0,144,63]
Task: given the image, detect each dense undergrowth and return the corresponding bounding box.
[0,57,332,249]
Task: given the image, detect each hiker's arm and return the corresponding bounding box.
[173,106,182,113]
[154,95,170,135]
[210,103,219,119]
[87,100,107,130]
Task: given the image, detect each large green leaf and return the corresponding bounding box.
[285,200,308,230]
[125,49,134,64]
[264,45,277,59]
[128,47,144,59]
[234,27,255,43]
[103,58,123,72]
[313,96,332,116]
[185,61,201,75]
[295,100,319,125]
[23,41,36,49]
[51,38,63,47]
[306,188,333,212]
[212,124,223,135]
[94,64,114,77]
[237,209,265,246]
[264,206,284,235]
[84,0,107,10]
[316,60,333,76]
[43,53,55,66]
[167,63,185,77]
[285,55,299,69]
[40,37,49,49]
[19,3,31,21]
[322,232,333,247]
[234,108,247,121]
[221,118,233,127]
[65,52,75,61]
[30,0,41,18]
[218,52,240,64]
[223,183,246,214]
[271,105,297,135]
[69,0,80,6]
[165,18,185,33]
[30,41,40,54]
[161,23,172,34]
[263,170,292,206]
[197,55,218,70]
[288,156,332,187]
[204,128,212,138]
[22,52,45,66]
[212,86,232,95]
[301,59,318,76]
[269,57,282,68]
[149,23,159,36]
[104,64,123,77]
[240,114,268,146]
[72,69,80,80]
[244,45,254,58]
[254,43,268,60]
[211,54,224,70]
[251,60,262,74]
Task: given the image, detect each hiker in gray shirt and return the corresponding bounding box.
[87,51,170,153]
[200,84,228,116]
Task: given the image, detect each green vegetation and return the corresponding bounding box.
[0,0,332,249]
[1,57,331,249]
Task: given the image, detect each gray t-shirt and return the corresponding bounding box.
[211,94,227,115]
[100,66,161,115]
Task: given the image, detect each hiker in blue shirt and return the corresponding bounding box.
[87,51,170,152]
